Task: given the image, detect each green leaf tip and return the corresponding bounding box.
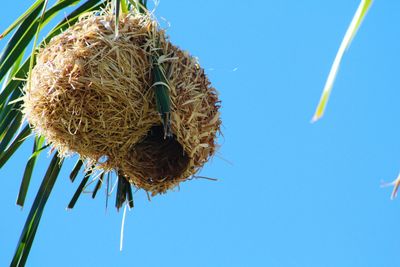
[67,168,93,209]
[312,0,373,123]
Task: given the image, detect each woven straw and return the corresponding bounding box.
[23,11,220,195]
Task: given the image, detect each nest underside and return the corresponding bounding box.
[23,12,221,194]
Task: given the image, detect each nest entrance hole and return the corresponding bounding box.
[130,125,190,182]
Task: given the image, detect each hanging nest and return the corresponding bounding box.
[22,11,221,195]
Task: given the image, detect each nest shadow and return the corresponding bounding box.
[127,125,190,185]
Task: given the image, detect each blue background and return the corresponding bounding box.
[1,1,400,266]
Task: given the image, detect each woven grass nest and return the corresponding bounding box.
[22,11,221,195]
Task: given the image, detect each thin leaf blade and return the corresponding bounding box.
[0,0,44,39]
[312,0,373,122]
[0,0,90,83]
[69,159,83,182]
[11,152,63,266]
[0,125,31,169]
[92,172,104,199]
[0,112,23,153]
[67,169,92,209]
[16,136,46,207]
[152,50,172,137]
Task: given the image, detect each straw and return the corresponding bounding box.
[22,11,221,195]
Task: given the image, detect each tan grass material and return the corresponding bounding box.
[22,11,221,195]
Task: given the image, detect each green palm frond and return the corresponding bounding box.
[11,152,63,267]
[152,50,172,137]
[67,168,93,209]
[92,172,104,198]
[0,125,31,169]
[116,172,134,210]
[69,158,84,182]
[0,1,45,39]
[16,136,47,207]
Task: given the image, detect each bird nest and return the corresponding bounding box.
[22,11,221,195]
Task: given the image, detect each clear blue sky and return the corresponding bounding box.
[1,1,400,266]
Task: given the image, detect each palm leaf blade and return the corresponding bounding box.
[0,0,95,83]
[16,136,46,207]
[69,159,84,182]
[0,3,43,83]
[0,58,30,108]
[67,169,92,209]
[0,112,23,152]
[0,77,24,122]
[0,125,31,169]
[116,173,134,210]
[0,0,44,39]
[312,0,373,122]
[0,102,22,140]
[152,55,171,137]
[11,152,63,267]
[92,172,104,199]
